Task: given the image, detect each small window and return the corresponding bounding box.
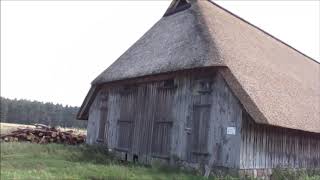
[159,79,176,89]
[163,0,191,17]
[164,79,174,88]
[196,80,212,94]
[120,85,137,95]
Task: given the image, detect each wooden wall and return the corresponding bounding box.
[86,69,244,168]
[86,89,108,144]
[86,93,100,144]
[86,69,320,170]
[207,72,242,168]
[240,112,320,169]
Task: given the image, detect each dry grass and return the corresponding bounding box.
[0,122,86,136]
[0,123,33,135]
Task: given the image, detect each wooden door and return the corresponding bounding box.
[187,77,212,162]
[115,80,175,161]
[116,86,136,152]
[117,120,134,152]
[150,80,175,159]
[187,104,211,163]
[151,120,172,159]
[192,104,211,155]
[97,95,108,143]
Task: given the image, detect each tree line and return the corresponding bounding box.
[0,97,87,128]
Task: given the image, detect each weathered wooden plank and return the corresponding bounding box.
[240,112,320,169]
[87,68,320,171]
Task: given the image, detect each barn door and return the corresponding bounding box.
[130,84,155,156]
[97,106,108,143]
[116,86,136,152]
[151,119,172,159]
[97,95,108,143]
[117,120,134,152]
[187,78,212,162]
[150,80,175,159]
[191,104,211,156]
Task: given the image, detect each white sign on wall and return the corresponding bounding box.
[227,127,236,135]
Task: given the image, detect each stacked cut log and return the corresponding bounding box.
[0,124,86,145]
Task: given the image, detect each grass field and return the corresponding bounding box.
[0,123,216,180]
[0,142,221,180]
[1,123,319,180]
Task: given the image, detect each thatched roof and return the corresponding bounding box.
[78,0,320,133]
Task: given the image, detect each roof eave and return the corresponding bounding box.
[77,86,100,120]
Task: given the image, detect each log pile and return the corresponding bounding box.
[0,124,86,145]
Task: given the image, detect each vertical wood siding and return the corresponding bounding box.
[207,73,242,168]
[240,112,320,169]
[192,104,211,154]
[87,69,243,168]
[102,81,176,163]
[97,94,108,142]
[87,69,320,170]
[86,91,103,144]
[152,122,172,158]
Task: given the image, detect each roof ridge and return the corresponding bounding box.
[208,0,320,65]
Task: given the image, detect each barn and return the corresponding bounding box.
[77,0,320,177]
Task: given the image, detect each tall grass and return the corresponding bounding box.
[271,168,320,180]
[0,143,214,180]
[1,142,319,180]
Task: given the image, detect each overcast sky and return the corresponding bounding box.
[1,1,319,107]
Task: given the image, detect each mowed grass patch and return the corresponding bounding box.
[0,142,216,180]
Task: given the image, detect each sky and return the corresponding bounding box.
[1,1,319,107]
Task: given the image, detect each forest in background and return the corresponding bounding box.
[0,97,87,128]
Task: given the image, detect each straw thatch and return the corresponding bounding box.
[79,0,320,133]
